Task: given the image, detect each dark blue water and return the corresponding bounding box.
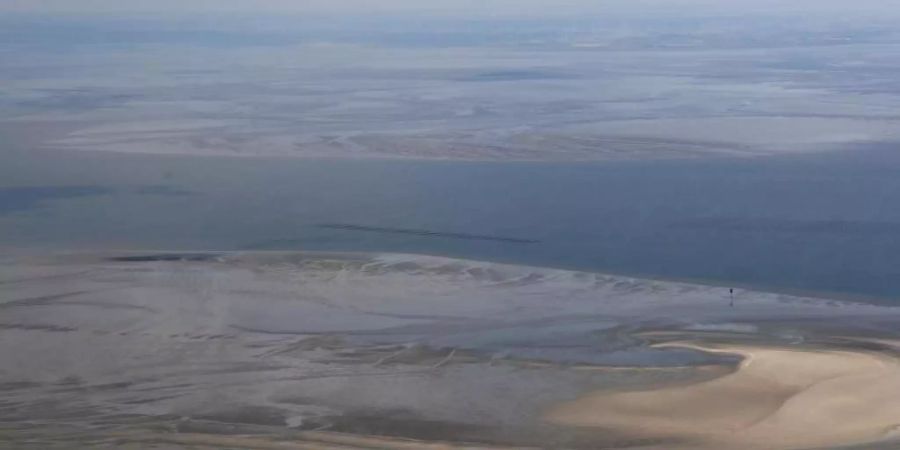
[2,145,900,301]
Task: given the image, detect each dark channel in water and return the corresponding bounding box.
[109,253,222,262]
[2,143,900,301]
[317,223,539,244]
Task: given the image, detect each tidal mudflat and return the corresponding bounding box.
[3,251,900,449]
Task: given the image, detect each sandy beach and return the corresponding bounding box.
[2,251,900,449]
[548,337,900,449]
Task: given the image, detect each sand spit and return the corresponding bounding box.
[547,338,900,449]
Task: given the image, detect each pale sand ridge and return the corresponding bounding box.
[546,339,900,449]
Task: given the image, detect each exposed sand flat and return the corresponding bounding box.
[105,430,536,450]
[4,251,900,449]
[546,339,900,449]
[43,124,765,161]
[565,117,900,151]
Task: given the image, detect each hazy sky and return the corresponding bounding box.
[3,0,899,17]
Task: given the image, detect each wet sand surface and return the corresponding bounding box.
[2,251,900,449]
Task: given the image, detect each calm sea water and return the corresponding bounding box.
[2,145,900,301]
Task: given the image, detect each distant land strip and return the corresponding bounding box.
[317,223,539,244]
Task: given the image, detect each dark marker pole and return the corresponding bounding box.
[730,288,734,307]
